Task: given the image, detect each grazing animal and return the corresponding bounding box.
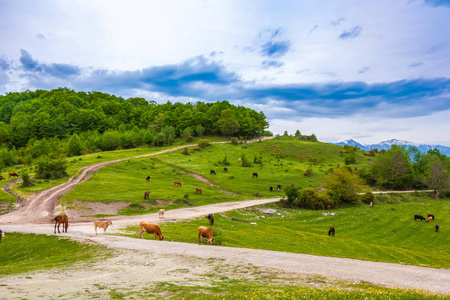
[94,220,112,235]
[328,227,335,237]
[327,204,332,210]
[426,216,433,222]
[207,213,214,226]
[277,185,281,189]
[210,170,216,175]
[198,226,214,245]
[414,215,426,221]
[0,229,2,243]
[269,186,273,192]
[370,202,374,208]
[144,191,150,199]
[9,172,18,178]
[238,158,242,163]
[252,172,258,178]
[223,167,228,172]
[276,187,280,192]
[0,175,5,180]
[146,176,150,181]
[195,187,202,194]
[139,221,164,240]
[174,180,182,187]
[159,209,165,219]
[54,214,68,234]
[428,214,435,221]
[435,224,439,232]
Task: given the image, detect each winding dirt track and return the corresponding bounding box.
[0,139,449,294]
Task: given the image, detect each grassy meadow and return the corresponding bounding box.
[0,232,111,276]
[120,194,449,269]
[49,137,374,215]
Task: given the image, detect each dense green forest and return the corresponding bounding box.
[0,88,269,168]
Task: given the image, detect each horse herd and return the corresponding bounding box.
[142,170,283,199]
[51,212,216,245]
[0,172,19,180]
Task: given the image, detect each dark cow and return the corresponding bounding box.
[0,229,2,243]
[207,213,214,226]
[252,173,258,178]
[9,172,19,178]
[414,215,426,221]
[428,214,435,221]
[269,186,273,192]
[223,168,228,172]
[435,224,439,232]
[146,176,150,181]
[328,227,335,237]
[144,191,150,199]
[210,170,216,175]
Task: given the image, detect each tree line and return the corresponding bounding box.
[0,88,270,170]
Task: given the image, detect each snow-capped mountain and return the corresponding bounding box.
[332,139,450,156]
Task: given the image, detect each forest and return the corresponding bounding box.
[0,88,269,168]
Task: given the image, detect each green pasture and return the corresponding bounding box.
[120,194,450,269]
[60,153,247,215]
[156,137,373,198]
[174,285,446,300]
[0,232,111,276]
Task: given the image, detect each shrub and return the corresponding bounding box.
[198,139,211,148]
[21,171,34,187]
[35,158,68,179]
[230,137,238,145]
[297,189,334,210]
[361,192,375,204]
[181,147,190,155]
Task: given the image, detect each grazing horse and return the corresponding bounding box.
[207,213,214,226]
[159,209,165,219]
[277,185,281,189]
[426,216,433,222]
[0,175,5,180]
[252,172,258,178]
[144,191,150,199]
[269,186,273,192]
[223,167,228,172]
[195,187,202,194]
[54,214,68,234]
[174,180,182,187]
[327,204,332,210]
[436,224,439,232]
[210,170,216,175]
[415,215,426,221]
[9,172,18,178]
[370,202,374,208]
[328,227,335,237]
[276,187,280,192]
[428,214,435,221]
[146,176,150,181]
[0,229,2,243]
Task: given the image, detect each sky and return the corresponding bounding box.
[1,0,450,146]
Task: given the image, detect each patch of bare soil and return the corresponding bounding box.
[65,201,129,218]
[0,247,335,300]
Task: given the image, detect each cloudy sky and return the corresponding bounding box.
[1,0,450,146]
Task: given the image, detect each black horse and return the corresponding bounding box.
[328,227,335,237]
[207,213,214,226]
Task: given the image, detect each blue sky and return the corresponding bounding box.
[1,0,449,146]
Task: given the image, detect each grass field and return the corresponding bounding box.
[120,194,450,269]
[0,233,111,276]
[49,137,374,215]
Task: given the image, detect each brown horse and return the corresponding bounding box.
[9,172,19,178]
[174,180,182,187]
[195,187,202,194]
[54,214,68,234]
[0,175,5,180]
[144,191,150,199]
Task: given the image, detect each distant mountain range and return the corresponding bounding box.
[332,139,450,156]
